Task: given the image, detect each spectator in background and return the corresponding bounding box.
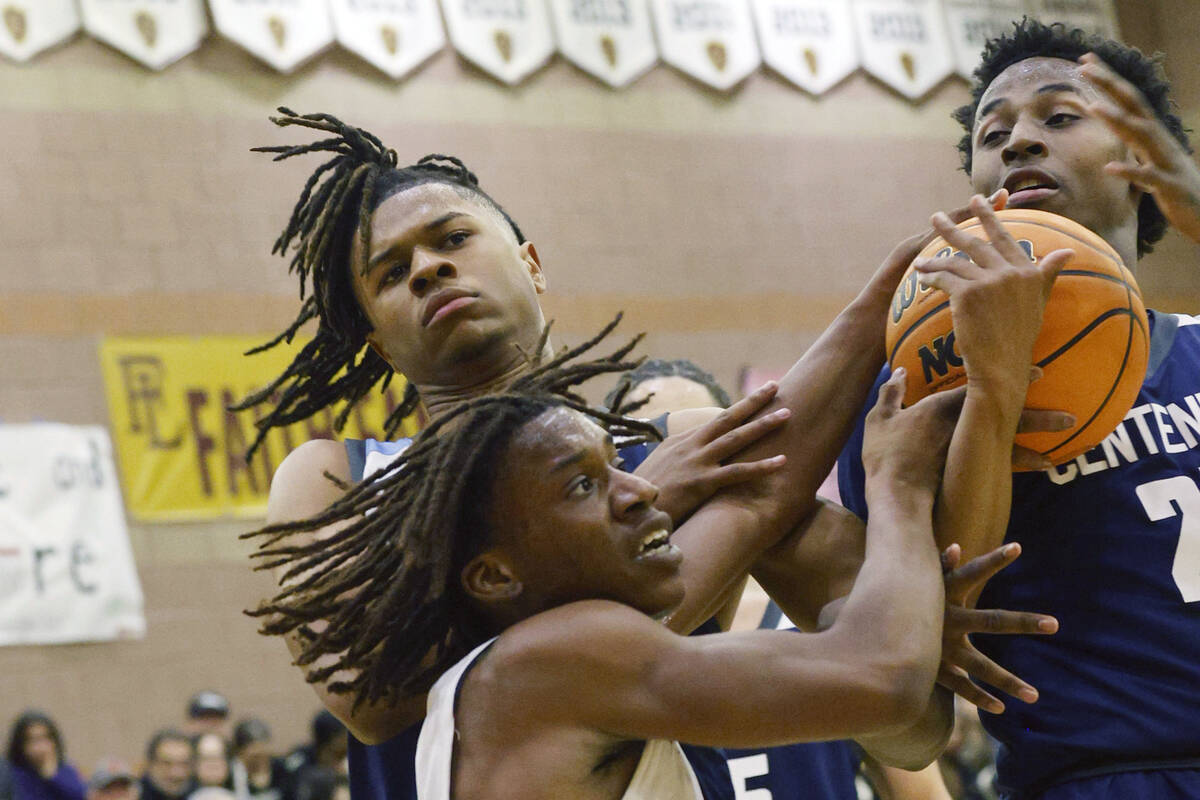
[190,736,229,792]
[140,731,193,800]
[185,694,231,739]
[1,752,14,800]
[282,714,344,800]
[290,772,346,800]
[6,711,86,800]
[86,760,138,800]
[230,721,286,800]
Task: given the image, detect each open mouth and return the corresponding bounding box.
[638,528,672,555]
[1003,170,1059,205]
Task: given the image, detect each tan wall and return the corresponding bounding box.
[1,0,1198,771]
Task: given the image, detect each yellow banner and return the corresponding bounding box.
[99,336,422,522]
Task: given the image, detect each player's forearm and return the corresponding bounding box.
[935,389,1022,564]
[829,480,944,717]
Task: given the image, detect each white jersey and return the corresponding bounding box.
[414,639,704,800]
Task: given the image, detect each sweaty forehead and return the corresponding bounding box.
[508,407,608,465]
[976,57,1091,123]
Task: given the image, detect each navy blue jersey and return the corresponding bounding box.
[838,311,1200,798]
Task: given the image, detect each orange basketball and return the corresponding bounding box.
[886,209,1149,470]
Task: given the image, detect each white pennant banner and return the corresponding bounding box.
[852,0,954,99]
[1027,0,1118,38]
[209,0,335,73]
[0,1,80,63]
[751,0,857,95]
[0,425,145,647]
[548,0,657,87]
[330,0,446,80]
[80,0,208,70]
[942,0,1025,79]
[650,0,760,91]
[440,0,555,85]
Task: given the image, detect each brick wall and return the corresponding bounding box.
[1,0,1197,770]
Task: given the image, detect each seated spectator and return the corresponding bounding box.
[229,722,286,800]
[290,771,346,800]
[184,695,230,739]
[1,753,14,800]
[140,731,193,800]
[86,760,138,800]
[190,736,228,792]
[6,711,85,800]
[280,714,344,781]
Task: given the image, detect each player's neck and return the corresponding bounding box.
[418,339,556,421]
[1098,216,1140,271]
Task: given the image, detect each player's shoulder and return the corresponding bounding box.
[267,439,352,525]
[488,600,661,676]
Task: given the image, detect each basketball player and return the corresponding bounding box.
[838,20,1200,800]
[254,354,965,798]
[243,112,1055,798]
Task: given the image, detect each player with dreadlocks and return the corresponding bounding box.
[247,332,971,799]
[837,20,1200,800]
[239,109,1060,798]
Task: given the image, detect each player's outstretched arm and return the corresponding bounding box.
[261,440,425,743]
[493,371,956,748]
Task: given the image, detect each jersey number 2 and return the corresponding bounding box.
[1137,475,1200,603]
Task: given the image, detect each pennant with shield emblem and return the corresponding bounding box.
[440,0,556,84]
[79,0,207,70]
[548,0,657,87]
[330,0,446,80]
[0,0,79,63]
[851,0,954,99]
[649,0,760,91]
[942,0,1026,80]
[750,0,858,94]
[209,0,335,73]
[1027,0,1119,38]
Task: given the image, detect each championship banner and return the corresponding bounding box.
[750,0,858,95]
[548,0,657,88]
[330,0,446,80]
[0,1,80,63]
[1027,0,1118,38]
[99,336,423,521]
[80,0,208,70]
[440,0,555,85]
[852,0,954,99]
[942,0,1025,79]
[209,0,335,73]
[649,0,760,91]
[0,425,145,647]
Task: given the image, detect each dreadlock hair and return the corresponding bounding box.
[953,19,1192,258]
[231,108,528,459]
[243,316,662,707]
[604,358,732,415]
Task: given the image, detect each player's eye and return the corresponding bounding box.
[1046,113,1078,127]
[382,263,409,286]
[981,129,1008,146]
[567,475,596,498]
[444,230,470,248]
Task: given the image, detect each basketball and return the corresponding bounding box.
[886,208,1149,469]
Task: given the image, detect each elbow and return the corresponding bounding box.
[867,659,940,732]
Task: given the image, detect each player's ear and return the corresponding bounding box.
[461,550,524,604]
[520,242,547,294]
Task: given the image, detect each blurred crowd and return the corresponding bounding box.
[1,694,347,800]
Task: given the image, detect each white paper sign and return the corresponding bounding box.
[1027,0,1117,38]
[0,1,80,63]
[750,0,857,94]
[0,425,145,647]
[852,0,954,99]
[650,0,760,91]
[330,0,446,79]
[548,0,657,87]
[440,0,555,84]
[209,0,335,73]
[942,0,1026,79]
[80,0,208,70]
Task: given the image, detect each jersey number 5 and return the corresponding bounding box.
[1137,475,1200,603]
[726,753,772,800]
